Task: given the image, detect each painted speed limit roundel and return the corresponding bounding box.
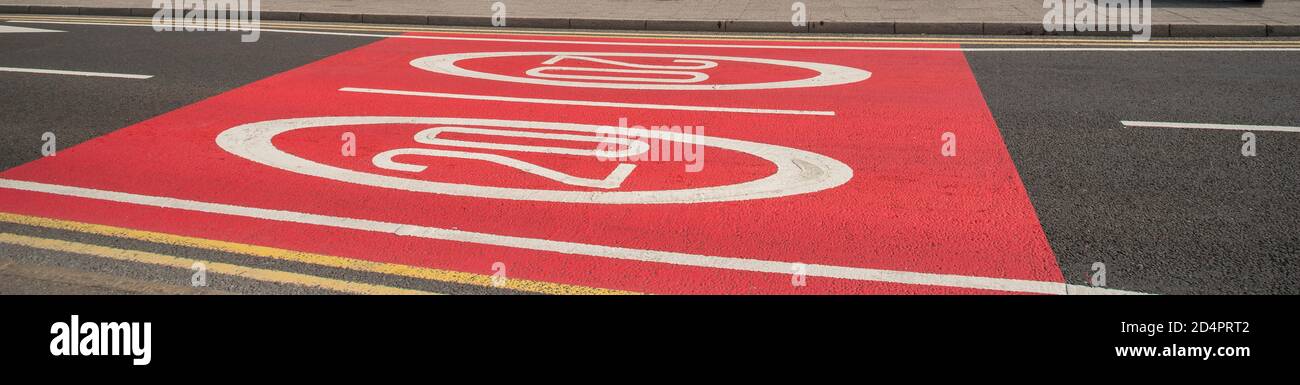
[410,52,873,90]
[215,116,854,204]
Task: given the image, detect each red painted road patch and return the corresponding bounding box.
[0,32,1064,293]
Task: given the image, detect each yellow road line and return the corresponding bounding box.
[6,14,1300,46]
[0,212,637,295]
[0,232,432,295]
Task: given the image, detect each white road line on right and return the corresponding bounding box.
[1123,121,1300,133]
[0,25,64,33]
[0,66,152,79]
[0,178,1146,295]
[339,87,835,116]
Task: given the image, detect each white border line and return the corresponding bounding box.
[1123,120,1300,133]
[0,178,1146,295]
[0,25,64,33]
[339,87,835,116]
[10,20,1300,52]
[0,66,152,79]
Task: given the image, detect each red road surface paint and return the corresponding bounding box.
[0,32,1063,293]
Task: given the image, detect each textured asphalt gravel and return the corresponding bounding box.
[1,20,1296,294]
[969,51,1300,294]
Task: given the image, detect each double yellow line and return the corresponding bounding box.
[0,232,430,294]
[0,212,636,295]
[5,13,1300,47]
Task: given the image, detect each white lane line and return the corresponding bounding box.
[11,20,1300,53]
[0,25,64,33]
[339,87,835,116]
[0,66,152,79]
[1123,121,1300,133]
[0,178,1145,295]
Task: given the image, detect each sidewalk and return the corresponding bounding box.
[3,0,1299,36]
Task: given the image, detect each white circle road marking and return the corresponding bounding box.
[215,116,854,204]
[410,52,872,90]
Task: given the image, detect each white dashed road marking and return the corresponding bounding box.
[0,66,152,79]
[1123,121,1300,133]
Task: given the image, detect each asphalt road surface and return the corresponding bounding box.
[1,14,1296,294]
